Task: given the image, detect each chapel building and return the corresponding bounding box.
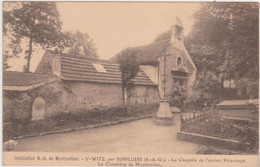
[3,17,196,123]
[113,17,197,99]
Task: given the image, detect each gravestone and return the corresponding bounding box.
[31,97,45,121]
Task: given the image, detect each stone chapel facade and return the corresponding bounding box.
[113,17,197,100]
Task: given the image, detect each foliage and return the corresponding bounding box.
[169,82,186,108]
[5,92,32,123]
[153,30,171,42]
[3,2,63,72]
[3,51,13,70]
[193,71,225,106]
[65,31,98,58]
[185,2,259,103]
[3,12,22,71]
[117,48,140,115]
[186,71,249,109]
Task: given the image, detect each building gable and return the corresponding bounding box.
[164,44,196,74]
[35,51,54,74]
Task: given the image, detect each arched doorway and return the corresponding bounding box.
[31,97,45,121]
[171,70,189,94]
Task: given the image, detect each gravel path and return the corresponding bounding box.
[13,114,200,153]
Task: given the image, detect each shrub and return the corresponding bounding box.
[169,83,186,108]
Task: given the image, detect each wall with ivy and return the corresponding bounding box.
[3,81,67,124]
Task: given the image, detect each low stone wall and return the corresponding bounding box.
[177,131,250,151]
[195,146,240,155]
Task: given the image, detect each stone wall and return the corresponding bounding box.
[129,85,160,106]
[3,95,12,123]
[3,81,67,123]
[65,81,159,114]
[3,80,160,122]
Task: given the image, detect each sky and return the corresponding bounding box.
[6,2,200,72]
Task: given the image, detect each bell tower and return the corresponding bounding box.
[170,17,184,49]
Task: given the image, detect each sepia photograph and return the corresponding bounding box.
[2,1,259,166]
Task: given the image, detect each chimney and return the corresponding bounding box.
[170,17,184,45]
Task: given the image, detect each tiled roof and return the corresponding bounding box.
[3,71,56,87]
[48,51,156,86]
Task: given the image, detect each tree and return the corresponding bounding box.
[3,2,63,72]
[3,3,22,70]
[66,31,98,58]
[3,51,12,70]
[2,39,22,71]
[185,2,259,101]
[153,30,171,42]
[117,48,139,115]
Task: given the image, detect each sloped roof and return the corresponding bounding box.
[112,35,197,71]
[3,71,58,91]
[112,40,171,64]
[47,50,156,86]
[3,71,56,87]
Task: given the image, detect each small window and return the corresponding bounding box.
[177,56,183,67]
[92,63,107,73]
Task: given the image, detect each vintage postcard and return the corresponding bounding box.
[2,1,259,166]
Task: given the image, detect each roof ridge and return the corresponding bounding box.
[149,39,171,45]
[62,55,118,64]
[3,71,54,77]
[47,50,118,64]
[128,39,171,50]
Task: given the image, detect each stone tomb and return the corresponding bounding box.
[217,99,259,121]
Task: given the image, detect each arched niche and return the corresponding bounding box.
[31,96,45,121]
